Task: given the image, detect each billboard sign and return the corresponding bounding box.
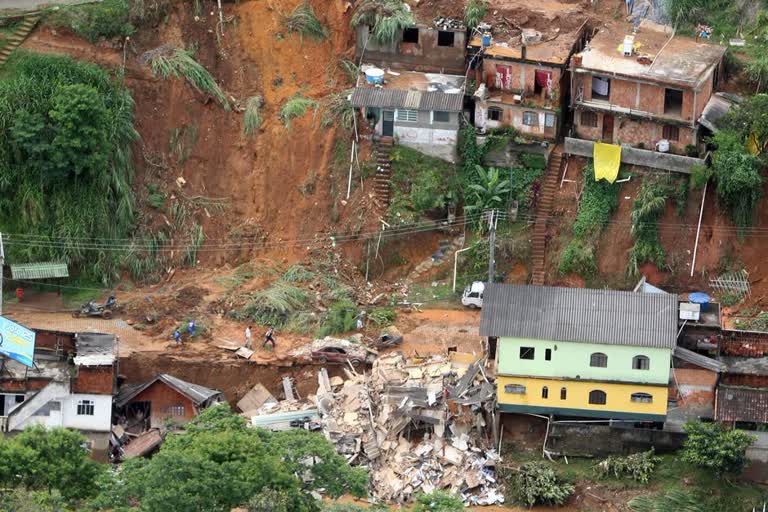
[0,316,36,367]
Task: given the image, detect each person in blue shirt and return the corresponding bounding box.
[173,329,182,345]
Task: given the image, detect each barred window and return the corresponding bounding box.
[396,109,418,122]
[590,352,608,368]
[504,384,526,394]
[522,111,539,126]
[167,404,186,417]
[76,399,95,416]
[581,110,598,127]
[588,390,607,405]
[662,125,679,141]
[631,392,653,403]
[633,355,650,370]
[488,107,503,121]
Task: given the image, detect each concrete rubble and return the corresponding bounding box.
[250,351,502,505]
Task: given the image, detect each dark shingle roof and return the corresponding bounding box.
[479,284,678,348]
[116,373,222,407]
[716,385,768,423]
[350,88,463,112]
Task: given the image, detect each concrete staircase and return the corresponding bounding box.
[530,146,564,286]
[0,16,40,68]
[406,236,465,282]
[373,137,394,209]
[6,380,69,431]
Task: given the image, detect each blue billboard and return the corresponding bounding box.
[0,316,36,367]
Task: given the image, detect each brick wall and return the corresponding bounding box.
[34,330,76,353]
[674,368,717,406]
[694,70,714,120]
[0,378,49,393]
[130,381,197,427]
[721,373,768,388]
[73,366,114,395]
[574,107,694,152]
[484,58,562,96]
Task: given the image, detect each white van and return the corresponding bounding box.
[461,281,485,309]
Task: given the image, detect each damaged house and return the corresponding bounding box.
[571,21,726,154]
[468,17,590,142]
[480,284,677,423]
[351,71,464,161]
[0,330,117,461]
[115,373,223,432]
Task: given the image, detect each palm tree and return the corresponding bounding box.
[464,166,511,223]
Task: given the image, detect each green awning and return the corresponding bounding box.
[11,262,69,280]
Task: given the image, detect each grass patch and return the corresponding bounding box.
[49,0,134,42]
[283,0,328,40]
[243,95,263,135]
[214,263,257,290]
[282,264,315,283]
[280,94,319,128]
[148,47,229,110]
[627,176,672,277]
[559,164,620,277]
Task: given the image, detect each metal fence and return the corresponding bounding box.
[710,269,751,298]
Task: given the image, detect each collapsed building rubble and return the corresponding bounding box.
[250,351,502,505]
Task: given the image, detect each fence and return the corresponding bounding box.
[710,269,751,299]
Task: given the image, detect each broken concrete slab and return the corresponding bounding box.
[237,383,278,413]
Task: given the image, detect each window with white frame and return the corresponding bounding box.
[396,109,418,122]
[631,392,653,403]
[487,107,503,121]
[522,111,538,126]
[433,111,450,123]
[76,399,95,416]
[167,404,186,417]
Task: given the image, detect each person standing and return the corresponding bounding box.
[263,325,275,350]
[173,329,182,345]
[245,325,252,349]
[188,320,196,337]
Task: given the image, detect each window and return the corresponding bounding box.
[590,352,608,368]
[664,88,683,115]
[632,355,650,370]
[580,110,598,127]
[396,109,418,122]
[14,395,24,403]
[519,347,535,360]
[591,76,610,100]
[504,384,526,394]
[402,27,419,44]
[522,111,538,126]
[662,125,679,141]
[560,387,567,400]
[488,107,502,121]
[542,386,549,399]
[545,348,552,361]
[167,404,186,416]
[433,111,450,123]
[437,30,455,47]
[76,399,95,416]
[588,390,607,405]
[544,113,556,128]
[631,392,653,403]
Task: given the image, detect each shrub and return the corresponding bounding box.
[322,90,355,131]
[559,238,597,276]
[682,420,756,476]
[231,281,308,327]
[412,491,463,511]
[50,0,134,42]
[148,48,229,110]
[281,95,319,128]
[244,96,263,135]
[284,1,328,40]
[369,307,396,326]
[318,299,359,336]
[710,131,762,230]
[595,449,660,483]
[282,264,316,283]
[689,163,712,189]
[464,0,487,29]
[510,462,574,508]
[351,0,415,45]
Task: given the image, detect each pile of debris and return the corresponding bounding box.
[433,16,464,30]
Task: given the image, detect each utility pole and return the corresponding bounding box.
[0,232,5,316]
[487,210,497,283]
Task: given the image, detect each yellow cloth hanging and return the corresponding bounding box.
[593,142,622,183]
[746,133,760,156]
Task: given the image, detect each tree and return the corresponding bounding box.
[464,166,511,218]
[412,491,463,512]
[682,421,756,476]
[247,488,318,512]
[0,426,104,502]
[719,93,768,152]
[510,462,574,508]
[710,131,762,230]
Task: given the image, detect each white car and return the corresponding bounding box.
[461,281,485,309]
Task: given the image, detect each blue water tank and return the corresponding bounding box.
[689,292,711,312]
[481,32,492,48]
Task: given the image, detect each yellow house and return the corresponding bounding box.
[480,284,677,422]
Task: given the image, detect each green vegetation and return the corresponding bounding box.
[412,491,464,511]
[508,462,574,508]
[596,450,660,484]
[735,311,768,331]
[322,90,355,131]
[689,163,712,189]
[318,299,359,336]
[50,0,134,42]
[458,124,487,189]
[559,164,619,277]
[231,280,309,327]
[682,420,756,476]
[282,263,316,283]
[369,306,396,326]
[244,95,263,135]
[711,131,762,230]
[351,0,415,45]
[464,166,511,222]
[0,51,137,283]
[281,94,319,128]
[149,48,229,110]
[284,1,328,40]
[464,0,487,29]
[627,177,672,277]
[509,153,546,210]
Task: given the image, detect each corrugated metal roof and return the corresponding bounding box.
[116,373,223,407]
[673,346,724,373]
[698,93,740,133]
[479,284,678,348]
[350,87,463,112]
[716,385,768,423]
[10,262,68,280]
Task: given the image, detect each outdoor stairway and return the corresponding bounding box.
[0,15,40,68]
[530,145,564,286]
[373,137,394,209]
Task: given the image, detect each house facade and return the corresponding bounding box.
[480,284,677,422]
[571,23,725,154]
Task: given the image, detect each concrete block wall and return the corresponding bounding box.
[355,25,466,73]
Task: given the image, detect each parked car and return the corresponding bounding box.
[311,345,370,365]
[461,281,485,309]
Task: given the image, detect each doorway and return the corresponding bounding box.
[602,114,614,143]
[382,110,394,137]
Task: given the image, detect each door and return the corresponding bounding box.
[382,110,394,136]
[602,114,614,143]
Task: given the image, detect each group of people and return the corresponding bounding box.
[172,321,276,350]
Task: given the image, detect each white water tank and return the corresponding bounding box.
[656,139,670,153]
[623,35,635,56]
